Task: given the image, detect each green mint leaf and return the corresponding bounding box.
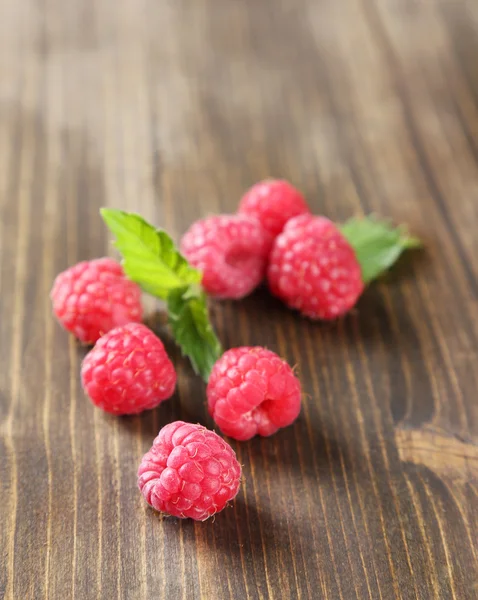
[101,208,221,378]
[101,208,201,299]
[340,216,421,284]
[167,285,223,381]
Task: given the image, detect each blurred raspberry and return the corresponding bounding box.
[268,215,364,319]
[238,179,310,244]
[180,214,269,299]
[51,257,142,343]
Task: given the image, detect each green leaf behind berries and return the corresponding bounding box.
[101,208,222,380]
[168,285,223,381]
[340,216,421,283]
[100,208,201,299]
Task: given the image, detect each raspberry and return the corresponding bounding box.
[81,323,176,415]
[180,215,269,299]
[51,258,142,344]
[238,179,310,242]
[138,421,241,520]
[268,214,364,320]
[207,347,301,441]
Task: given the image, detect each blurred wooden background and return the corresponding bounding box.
[1,0,477,598]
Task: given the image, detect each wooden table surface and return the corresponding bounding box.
[1,0,478,598]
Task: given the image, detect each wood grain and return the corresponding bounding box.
[1,0,477,598]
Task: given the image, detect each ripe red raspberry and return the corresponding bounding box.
[180,215,269,299]
[238,179,311,243]
[138,421,241,520]
[51,258,142,344]
[207,347,301,441]
[268,214,364,320]
[81,323,176,415]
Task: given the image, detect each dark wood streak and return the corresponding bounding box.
[1,0,478,598]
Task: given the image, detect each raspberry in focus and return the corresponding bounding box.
[180,214,269,299]
[207,346,302,441]
[268,214,364,320]
[50,257,143,344]
[81,323,176,415]
[138,421,241,520]
[238,179,311,242]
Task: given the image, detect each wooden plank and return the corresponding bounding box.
[0,0,477,598]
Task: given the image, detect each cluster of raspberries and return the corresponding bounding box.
[181,179,364,319]
[50,179,364,521]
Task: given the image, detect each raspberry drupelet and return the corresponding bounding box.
[207,346,302,441]
[50,257,142,344]
[138,421,242,520]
